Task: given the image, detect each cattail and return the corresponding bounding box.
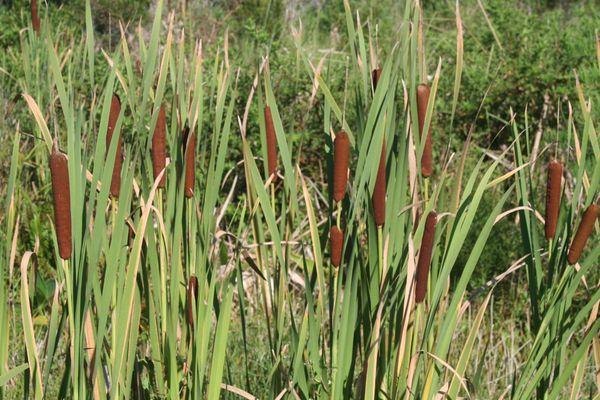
[333,130,350,202]
[415,211,436,303]
[264,105,277,180]
[106,94,123,198]
[417,84,433,178]
[31,0,40,36]
[152,105,167,188]
[372,67,382,91]
[372,141,386,226]
[545,160,562,239]
[330,226,344,267]
[186,275,199,327]
[567,204,599,265]
[50,141,71,260]
[183,126,196,198]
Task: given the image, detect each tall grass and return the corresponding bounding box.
[3,1,237,398]
[0,0,598,399]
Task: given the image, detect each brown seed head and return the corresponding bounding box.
[372,141,386,226]
[330,226,344,267]
[415,211,436,303]
[372,67,382,92]
[152,105,167,188]
[50,141,72,260]
[545,160,562,240]
[186,275,199,327]
[264,105,278,181]
[183,126,196,198]
[31,0,40,36]
[333,130,350,202]
[417,84,433,178]
[567,204,599,265]
[107,94,123,198]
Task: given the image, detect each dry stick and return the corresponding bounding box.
[544,160,562,240]
[567,204,599,265]
[31,0,40,36]
[50,141,72,260]
[415,211,437,303]
[152,105,167,188]
[264,105,277,182]
[107,94,123,198]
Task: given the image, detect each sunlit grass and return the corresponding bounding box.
[0,0,598,399]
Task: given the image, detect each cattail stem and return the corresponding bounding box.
[415,211,436,303]
[183,127,195,198]
[31,0,40,36]
[377,226,384,281]
[152,105,167,188]
[264,105,277,181]
[567,204,599,265]
[417,84,433,178]
[50,141,71,260]
[545,160,562,240]
[373,141,386,227]
[333,130,350,203]
[107,94,123,198]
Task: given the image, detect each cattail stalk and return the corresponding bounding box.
[107,94,123,198]
[183,127,196,198]
[417,84,433,178]
[264,105,278,181]
[545,160,562,239]
[186,276,199,327]
[50,141,71,260]
[152,105,167,188]
[31,0,40,36]
[330,226,344,267]
[415,211,436,303]
[373,141,386,226]
[333,130,350,202]
[567,204,599,265]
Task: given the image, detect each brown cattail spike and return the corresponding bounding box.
[545,160,562,239]
[107,94,123,198]
[372,67,382,92]
[152,105,167,188]
[183,127,196,198]
[50,141,72,260]
[567,204,599,265]
[417,84,433,178]
[264,105,278,180]
[415,211,437,303]
[372,141,386,226]
[330,226,344,267]
[186,276,199,327]
[31,0,40,36]
[333,130,350,202]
